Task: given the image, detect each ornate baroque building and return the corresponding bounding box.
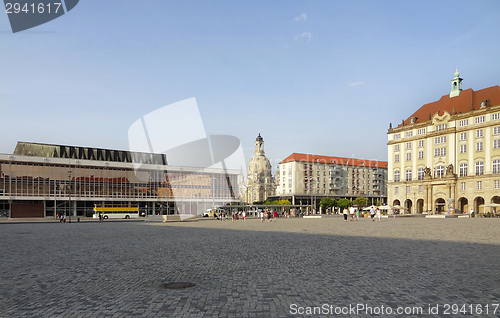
[387,71,500,214]
[245,133,275,203]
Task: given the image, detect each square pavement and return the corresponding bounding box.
[1,216,499,317]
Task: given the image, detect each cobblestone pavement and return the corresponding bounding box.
[1,217,500,317]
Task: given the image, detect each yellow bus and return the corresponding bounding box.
[93,207,139,219]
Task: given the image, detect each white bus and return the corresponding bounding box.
[93,207,140,219]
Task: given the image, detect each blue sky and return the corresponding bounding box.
[1,1,500,171]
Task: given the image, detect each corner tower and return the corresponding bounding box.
[450,69,463,98]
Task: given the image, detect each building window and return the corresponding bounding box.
[475,116,485,124]
[418,151,424,159]
[417,168,424,180]
[476,129,484,138]
[394,144,400,152]
[406,186,411,194]
[417,128,426,135]
[405,131,413,138]
[477,181,482,190]
[395,187,399,194]
[418,140,424,148]
[459,163,468,177]
[459,119,468,127]
[460,132,467,141]
[418,185,423,193]
[406,153,411,161]
[434,148,446,157]
[494,140,500,149]
[476,142,483,152]
[493,160,500,174]
[394,171,400,182]
[461,182,466,191]
[494,127,500,135]
[434,136,446,144]
[475,161,484,176]
[405,169,412,181]
[435,166,444,178]
[395,155,400,162]
[394,133,401,140]
[436,124,447,131]
[493,113,500,121]
[460,145,467,153]
[495,180,499,189]
[406,142,412,150]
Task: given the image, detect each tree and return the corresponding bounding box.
[319,197,335,211]
[276,199,291,205]
[337,198,351,210]
[352,197,368,206]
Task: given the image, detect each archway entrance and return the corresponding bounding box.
[458,197,468,213]
[491,196,500,204]
[474,197,485,214]
[392,199,400,206]
[416,199,424,213]
[435,198,446,214]
[404,199,413,214]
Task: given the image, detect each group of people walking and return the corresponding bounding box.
[260,209,278,222]
[342,206,381,221]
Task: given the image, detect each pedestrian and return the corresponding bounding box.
[376,208,381,221]
[231,212,235,222]
[267,210,272,222]
[63,214,66,223]
[260,211,264,222]
[355,208,360,221]
[370,206,376,221]
[273,210,278,222]
[242,211,246,222]
[59,214,63,223]
[343,208,348,221]
[349,206,355,221]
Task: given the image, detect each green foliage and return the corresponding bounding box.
[319,197,336,210]
[375,200,381,206]
[352,197,368,206]
[253,199,291,205]
[336,198,351,209]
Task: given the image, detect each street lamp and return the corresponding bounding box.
[68,169,72,223]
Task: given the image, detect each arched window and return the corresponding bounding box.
[394,170,400,182]
[405,169,412,181]
[475,161,484,176]
[493,160,500,174]
[417,168,424,180]
[459,163,468,177]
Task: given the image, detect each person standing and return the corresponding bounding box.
[355,208,360,221]
[260,211,264,222]
[242,211,246,222]
[273,210,278,222]
[375,208,381,221]
[343,208,348,222]
[370,206,376,221]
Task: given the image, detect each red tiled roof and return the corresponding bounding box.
[279,153,388,168]
[399,85,500,127]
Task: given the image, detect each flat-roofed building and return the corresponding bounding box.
[0,142,241,218]
[273,153,388,207]
[387,71,500,214]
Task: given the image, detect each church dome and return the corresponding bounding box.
[256,133,263,142]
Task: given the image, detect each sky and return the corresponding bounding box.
[1,0,500,173]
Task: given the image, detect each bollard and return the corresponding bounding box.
[77,217,80,222]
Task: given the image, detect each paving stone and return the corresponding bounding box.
[0,217,499,317]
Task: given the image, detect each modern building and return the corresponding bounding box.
[0,142,241,218]
[273,153,388,207]
[387,71,500,214]
[244,133,275,203]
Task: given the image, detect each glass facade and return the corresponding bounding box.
[0,156,240,218]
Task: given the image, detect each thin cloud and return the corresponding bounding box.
[348,82,364,86]
[295,13,307,22]
[294,32,311,41]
